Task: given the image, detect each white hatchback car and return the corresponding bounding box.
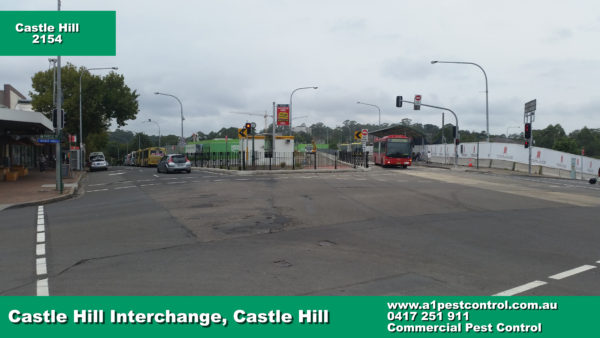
[89,152,108,171]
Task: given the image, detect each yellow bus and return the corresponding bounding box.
[139,147,166,167]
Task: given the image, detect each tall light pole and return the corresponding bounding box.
[289,86,317,135]
[155,92,184,144]
[144,118,161,147]
[430,60,489,142]
[79,66,118,166]
[356,101,381,127]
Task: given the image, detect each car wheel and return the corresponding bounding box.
[186,169,191,174]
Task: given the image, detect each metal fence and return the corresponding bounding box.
[185,150,369,170]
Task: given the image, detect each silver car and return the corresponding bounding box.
[89,154,108,171]
[157,154,191,174]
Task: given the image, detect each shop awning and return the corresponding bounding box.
[0,107,54,135]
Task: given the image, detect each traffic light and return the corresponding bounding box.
[52,108,64,129]
[245,122,252,135]
[524,123,531,139]
[455,138,460,145]
[524,140,529,148]
[396,96,403,107]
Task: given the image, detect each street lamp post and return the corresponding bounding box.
[144,119,161,147]
[155,92,184,144]
[430,60,489,142]
[79,66,118,168]
[356,101,381,127]
[289,86,318,135]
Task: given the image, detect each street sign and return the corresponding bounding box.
[238,128,247,138]
[414,95,421,110]
[354,130,362,140]
[38,139,60,143]
[524,99,536,113]
[361,129,368,137]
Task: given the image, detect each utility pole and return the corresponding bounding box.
[55,0,63,193]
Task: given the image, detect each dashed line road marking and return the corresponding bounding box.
[37,232,45,243]
[493,281,547,296]
[88,183,107,187]
[549,265,596,280]
[167,181,186,184]
[36,257,47,276]
[114,186,136,190]
[140,183,158,187]
[37,224,44,232]
[37,279,49,296]
[88,188,109,193]
[36,243,45,256]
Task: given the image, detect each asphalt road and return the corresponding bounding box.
[1,164,599,296]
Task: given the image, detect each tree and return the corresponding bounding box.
[30,63,139,152]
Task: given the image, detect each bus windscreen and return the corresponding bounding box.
[386,139,411,158]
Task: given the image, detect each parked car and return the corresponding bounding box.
[157,154,191,174]
[89,153,108,172]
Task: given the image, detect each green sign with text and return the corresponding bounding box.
[0,11,116,56]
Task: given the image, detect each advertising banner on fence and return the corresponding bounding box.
[277,104,290,126]
[420,142,600,176]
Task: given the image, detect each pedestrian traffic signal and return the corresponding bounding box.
[524,123,531,139]
[524,140,529,148]
[455,139,460,145]
[245,122,252,135]
[396,96,403,107]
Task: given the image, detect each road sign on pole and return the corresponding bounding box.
[414,95,422,110]
[354,130,362,140]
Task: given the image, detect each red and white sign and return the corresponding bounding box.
[361,129,368,137]
[277,104,290,126]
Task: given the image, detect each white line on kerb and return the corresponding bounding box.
[37,279,49,296]
[493,281,547,296]
[549,265,597,280]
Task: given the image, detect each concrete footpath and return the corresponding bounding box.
[0,169,85,211]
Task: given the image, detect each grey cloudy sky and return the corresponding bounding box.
[2,0,600,137]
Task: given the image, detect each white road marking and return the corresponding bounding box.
[36,243,45,256]
[167,181,185,184]
[137,179,153,182]
[213,179,223,182]
[114,186,136,190]
[549,265,596,280]
[493,281,547,296]
[88,183,107,187]
[36,257,47,275]
[140,183,158,187]
[37,224,44,232]
[108,172,126,176]
[153,175,159,178]
[88,188,109,193]
[37,232,45,243]
[235,179,249,181]
[37,279,49,296]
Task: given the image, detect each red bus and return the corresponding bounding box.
[373,135,413,168]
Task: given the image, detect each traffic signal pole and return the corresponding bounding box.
[397,98,459,167]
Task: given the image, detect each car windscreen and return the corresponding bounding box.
[90,156,105,162]
[385,139,411,158]
[171,155,186,163]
